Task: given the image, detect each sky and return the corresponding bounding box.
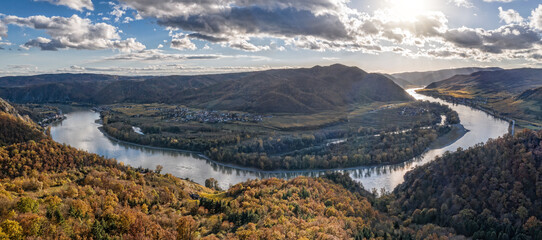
[0,0,541,76]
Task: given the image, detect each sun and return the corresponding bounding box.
[387,0,430,20]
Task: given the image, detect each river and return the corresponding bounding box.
[50,89,510,191]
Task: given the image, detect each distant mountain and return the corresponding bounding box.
[426,68,542,96]
[0,64,413,113]
[0,72,249,104]
[392,67,502,87]
[177,64,413,113]
[0,73,148,88]
[382,74,416,89]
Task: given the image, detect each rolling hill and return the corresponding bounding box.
[426,68,542,96]
[391,67,501,87]
[0,64,413,113]
[518,86,542,103]
[419,68,542,129]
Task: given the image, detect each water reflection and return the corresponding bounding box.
[51,89,510,191]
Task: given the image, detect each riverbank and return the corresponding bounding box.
[97,122,467,174]
[415,90,520,133]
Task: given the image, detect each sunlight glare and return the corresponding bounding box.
[387,0,429,20]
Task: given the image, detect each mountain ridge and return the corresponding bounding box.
[391,67,502,87]
[0,64,413,113]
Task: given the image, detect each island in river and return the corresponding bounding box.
[97,100,460,171]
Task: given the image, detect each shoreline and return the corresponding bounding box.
[416,90,516,133]
[96,122,468,174]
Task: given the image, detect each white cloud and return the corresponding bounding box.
[483,0,515,2]
[1,14,145,52]
[450,0,474,8]
[104,49,221,61]
[498,7,523,24]
[530,4,542,31]
[0,21,6,41]
[54,63,276,76]
[227,39,270,52]
[110,3,127,22]
[122,17,134,23]
[170,34,197,50]
[34,0,94,11]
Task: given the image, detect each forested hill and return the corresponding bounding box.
[177,64,413,113]
[391,67,501,87]
[0,98,44,146]
[0,64,413,113]
[393,129,542,239]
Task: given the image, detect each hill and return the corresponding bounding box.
[517,86,542,103]
[0,65,413,113]
[177,64,413,113]
[426,68,542,96]
[392,67,501,87]
[0,98,44,146]
[392,129,542,239]
[420,68,542,129]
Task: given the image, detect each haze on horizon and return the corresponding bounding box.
[0,0,541,76]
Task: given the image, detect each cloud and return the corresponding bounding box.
[443,24,541,54]
[483,0,515,2]
[156,7,350,41]
[110,3,126,22]
[104,49,222,61]
[498,7,523,24]
[0,21,6,41]
[55,63,276,76]
[118,0,352,51]
[34,0,94,11]
[1,14,145,52]
[227,39,270,52]
[530,4,542,31]
[170,34,197,50]
[450,0,474,8]
[188,33,228,43]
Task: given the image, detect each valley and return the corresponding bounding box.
[2,64,541,239]
[3,0,542,238]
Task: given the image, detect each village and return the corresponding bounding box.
[36,111,66,127]
[157,106,266,123]
[93,105,267,124]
